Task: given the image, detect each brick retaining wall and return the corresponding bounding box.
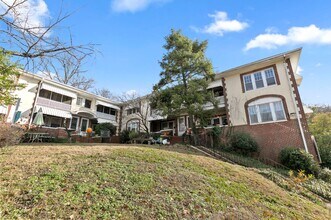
[224,119,318,162]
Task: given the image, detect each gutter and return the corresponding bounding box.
[282,55,309,153]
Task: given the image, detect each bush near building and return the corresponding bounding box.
[279,147,320,176]
[228,132,258,156]
[0,123,25,147]
[308,112,331,169]
[94,123,116,136]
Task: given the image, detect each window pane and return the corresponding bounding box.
[110,109,116,116]
[213,118,220,125]
[39,89,51,99]
[104,107,110,114]
[76,97,82,105]
[161,122,167,130]
[244,75,253,91]
[248,106,258,124]
[265,69,276,86]
[51,93,62,102]
[254,72,264,88]
[274,101,286,120]
[97,105,103,112]
[62,95,72,104]
[259,103,273,122]
[70,117,78,130]
[81,119,88,131]
[85,99,91,108]
[128,121,139,132]
[213,86,223,97]
[221,116,228,125]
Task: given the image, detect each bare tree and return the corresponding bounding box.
[119,92,151,134]
[41,52,95,90]
[0,0,95,72]
[94,88,118,100]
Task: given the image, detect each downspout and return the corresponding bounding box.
[28,78,44,128]
[282,55,309,153]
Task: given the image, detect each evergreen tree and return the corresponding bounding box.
[151,29,218,144]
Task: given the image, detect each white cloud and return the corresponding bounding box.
[315,63,322,67]
[245,25,331,51]
[0,0,50,35]
[126,89,138,96]
[296,66,303,75]
[194,11,249,36]
[111,0,169,13]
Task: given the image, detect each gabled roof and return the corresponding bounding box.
[215,48,302,79]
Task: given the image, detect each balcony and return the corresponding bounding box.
[148,109,166,121]
[96,112,116,121]
[203,96,225,110]
[36,97,71,111]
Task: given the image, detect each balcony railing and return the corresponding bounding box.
[96,112,116,121]
[36,97,71,111]
[148,109,166,121]
[203,96,225,110]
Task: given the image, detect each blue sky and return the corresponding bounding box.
[34,1,331,104]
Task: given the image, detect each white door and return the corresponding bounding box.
[178,117,186,136]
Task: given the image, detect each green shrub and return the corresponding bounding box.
[319,168,331,183]
[120,130,130,143]
[129,131,139,140]
[316,135,331,169]
[279,147,320,176]
[151,132,161,140]
[94,123,116,136]
[53,138,69,143]
[228,132,258,156]
[304,179,331,201]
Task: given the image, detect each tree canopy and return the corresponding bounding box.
[151,29,218,141]
[0,53,25,106]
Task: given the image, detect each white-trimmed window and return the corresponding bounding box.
[206,116,228,127]
[247,97,286,124]
[127,120,139,132]
[70,116,79,130]
[161,121,174,130]
[243,67,277,91]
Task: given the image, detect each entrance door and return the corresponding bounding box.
[80,118,89,132]
[178,117,186,136]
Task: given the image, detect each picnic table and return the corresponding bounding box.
[26,133,53,143]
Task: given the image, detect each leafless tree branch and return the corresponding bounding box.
[0,0,96,72]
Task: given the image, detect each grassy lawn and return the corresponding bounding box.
[0,144,329,219]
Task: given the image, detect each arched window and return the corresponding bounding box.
[127,119,140,132]
[246,96,287,125]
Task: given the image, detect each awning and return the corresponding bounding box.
[35,106,72,118]
[41,83,77,98]
[96,100,120,110]
[207,80,223,89]
[0,105,7,114]
[97,118,118,126]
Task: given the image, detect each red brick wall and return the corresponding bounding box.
[225,119,318,162]
[33,127,68,138]
[110,136,120,143]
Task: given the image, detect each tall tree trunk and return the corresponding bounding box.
[188,114,198,145]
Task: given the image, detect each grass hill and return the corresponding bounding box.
[0,144,329,219]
